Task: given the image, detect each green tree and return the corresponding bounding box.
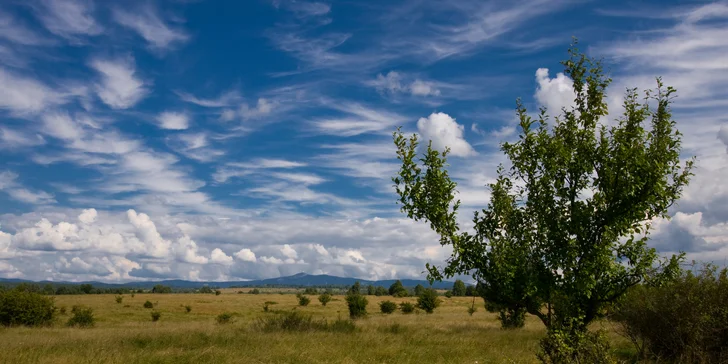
[79,284,93,294]
[388,280,407,297]
[347,281,361,295]
[452,280,466,296]
[392,42,691,361]
[199,286,213,294]
[366,284,375,295]
[318,293,332,306]
[42,284,55,296]
[414,284,426,296]
[465,285,476,297]
[416,288,441,314]
[152,285,172,294]
[374,286,388,296]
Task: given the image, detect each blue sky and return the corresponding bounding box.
[1,0,727,282]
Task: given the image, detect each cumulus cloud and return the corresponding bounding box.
[534,68,575,115]
[234,248,257,262]
[156,111,189,130]
[91,57,148,109]
[417,112,476,157]
[210,248,233,265]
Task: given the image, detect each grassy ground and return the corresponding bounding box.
[0,290,632,363]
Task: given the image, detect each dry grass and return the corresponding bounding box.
[0,292,631,363]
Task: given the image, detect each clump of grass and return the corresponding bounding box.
[115,295,123,304]
[215,290,221,296]
[263,301,277,312]
[250,288,260,294]
[254,310,356,333]
[184,305,192,313]
[379,323,406,334]
[59,306,67,315]
[216,312,234,324]
[150,311,161,322]
[400,302,415,314]
[143,300,153,309]
[66,306,95,328]
[123,304,131,308]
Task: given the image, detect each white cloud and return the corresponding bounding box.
[176,90,241,108]
[313,102,407,136]
[534,68,575,115]
[369,71,441,97]
[91,57,148,109]
[410,79,440,96]
[0,171,55,205]
[42,112,85,141]
[417,112,476,157]
[0,12,48,46]
[0,127,45,149]
[234,248,257,262]
[78,208,97,224]
[210,248,233,265]
[280,244,298,259]
[240,98,274,119]
[156,111,189,130]
[0,68,66,114]
[214,158,307,183]
[36,0,103,40]
[112,6,189,51]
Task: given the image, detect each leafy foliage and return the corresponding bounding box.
[296,293,311,306]
[388,280,408,297]
[115,295,123,304]
[392,41,692,361]
[150,311,161,322]
[374,286,389,296]
[216,312,234,324]
[199,286,213,294]
[416,288,441,314]
[347,282,361,295]
[318,293,332,306]
[215,290,222,296]
[66,306,95,328]
[379,300,397,314]
[414,284,426,296]
[0,288,56,327]
[452,280,467,296]
[303,287,318,295]
[611,264,728,363]
[255,310,356,333]
[249,288,261,294]
[152,285,172,294]
[345,293,368,319]
[399,302,415,314]
[143,300,154,309]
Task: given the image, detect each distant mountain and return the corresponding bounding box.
[0,272,457,290]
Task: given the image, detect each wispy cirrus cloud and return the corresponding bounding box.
[90,56,149,109]
[34,0,103,42]
[112,5,189,51]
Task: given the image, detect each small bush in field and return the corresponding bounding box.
[150,311,161,321]
[379,300,397,314]
[303,287,318,295]
[399,302,415,314]
[255,310,356,333]
[296,293,311,306]
[131,293,135,298]
[143,300,153,309]
[416,288,441,314]
[216,312,234,324]
[318,293,332,306]
[345,294,368,319]
[215,290,221,296]
[115,295,123,304]
[59,306,67,315]
[0,289,56,327]
[66,306,94,327]
[184,305,192,313]
[467,305,477,316]
[444,291,453,298]
[250,288,261,294]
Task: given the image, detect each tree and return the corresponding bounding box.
[296,293,310,306]
[414,284,426,296]
[452,280,466,296]
[347,281,361,295]
[374,286,388,296]
[366,284,375,295]
[152,285,172,294]
[79,284,93,294]
[465,285,476,297]
[42,284,55,296]
[345,293,368,319]
[318,293,332,306]
[416,288,442,314]
[388,280,407,297]
[393,42,692,360]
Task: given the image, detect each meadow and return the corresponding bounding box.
[0,288,632,364]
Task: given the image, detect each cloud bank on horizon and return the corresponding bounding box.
[0,0,727,282]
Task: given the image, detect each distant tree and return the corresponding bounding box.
[416,288,441,314]
[348,281,361,295]
[374,286,388,296]
[79,284,93,294]
[303,287,318,295]
[199,286,213,294]
[215,290,221,296]
[414,284,426,296]
[366,284,375,295]
[392,42,692,361]
[152,285,172,294]
[389,280,407,297]
[42,284,55,296]
[318,293,332,306]
[249,288,261,294]
[452,280,467,297]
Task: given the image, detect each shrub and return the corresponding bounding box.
[66,306,95,328]
[537,330,615,364]
[152,284,172,294]
[611,265,728,363]
[237,291,244,294]
[374,286,388,296]
[318,293,332,306]
[379,323,405,334]
[414,284,426,296]
[131,293,135,298]
[467,305,477,316]
[150,311,161,322]
[347,282,361,295]
[115,295,123,304]
[444,291,453,298]
[143,300,154,309]
[345,293,368,319]
[329,318,357,333]
[249,288,260,295]
[296,293,311,306]
[0,289,56,327]
[216,312,234,324]
[399,302,415,314]
[184,305,192,313]
[214,290,222,296]
[416,288,441,314]
[199,286,213,294]
[389,280,408,297]
[263,301,277,312]
[379,300,397,314]
[303,287,318,295]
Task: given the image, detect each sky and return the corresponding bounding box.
[0,0,727,283]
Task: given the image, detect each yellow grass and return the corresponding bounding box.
[0,290,631,363]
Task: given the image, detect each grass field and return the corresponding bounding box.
[0,289,632,363]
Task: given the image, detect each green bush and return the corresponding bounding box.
[59,306,67,315]
[444,291,453,298]
[199,286,213,294]
[345,293,368,319]
[249,288,260,294]
[537,330,615,364]
[374,286,388,296]
[399,302,415,314]
[296,293,311,306]
[184,305,192,313]
[611,265,728,363]
[0,288,56,327]
[115,295,123,304]
[143,300,153,309]
[66,306,95,328]
[416,288,441,314]
[216,312,234,324]
[150,311,161,322]
[215,290,221,296]
[379,300,397,314]
[318,293,332,306]
[303,287,318,295]
[467,305,477,316]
